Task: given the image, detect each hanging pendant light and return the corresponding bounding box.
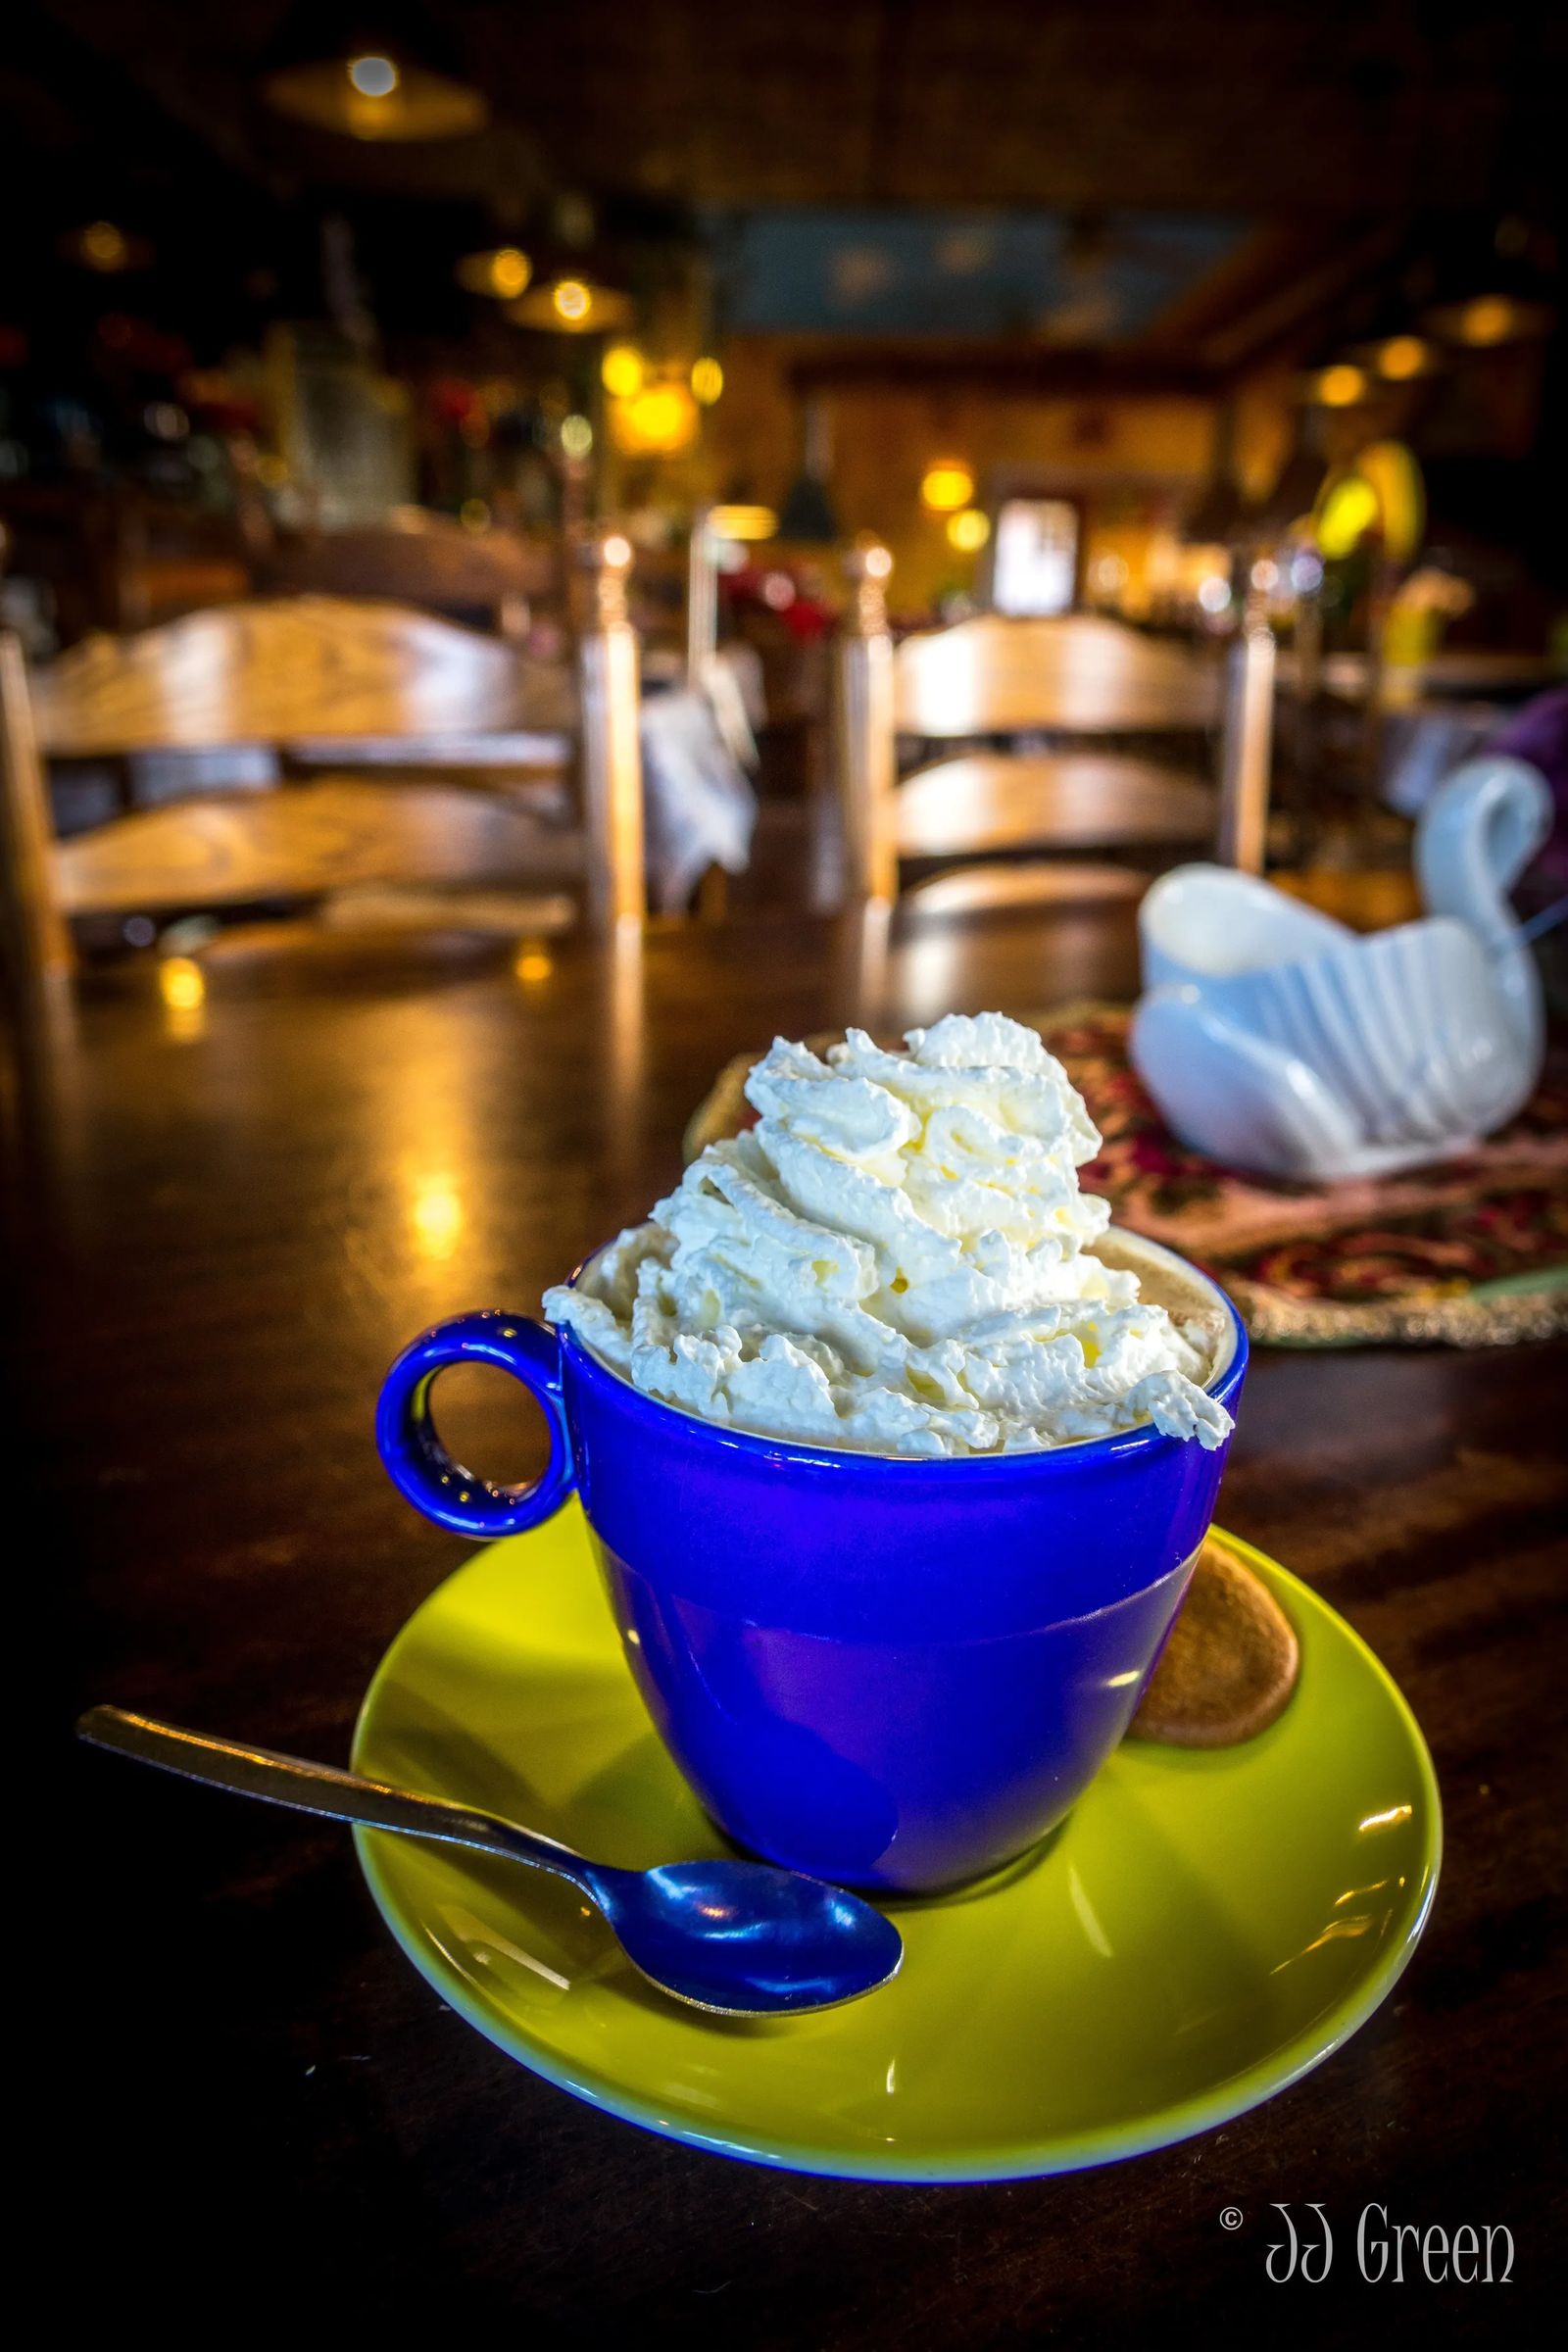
[262,5,488,141]
[1301,363,1372,410]
[1423,293,1552,349]
[1359,333,1440,382]
[60,220,152,272]
[507,277,632,334]
[456,246,533,299]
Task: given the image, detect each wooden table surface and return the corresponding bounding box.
[17,907,1564,2341]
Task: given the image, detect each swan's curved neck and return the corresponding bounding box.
[1415,758,1548,1067]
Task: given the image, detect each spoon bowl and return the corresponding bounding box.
[77,1706,903,2017]
[586,1858,905,2015]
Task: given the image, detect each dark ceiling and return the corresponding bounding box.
[15,0,1565,219]
[4,0,1559,386]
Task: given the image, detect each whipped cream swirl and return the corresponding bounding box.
[545,1012,1232,1458]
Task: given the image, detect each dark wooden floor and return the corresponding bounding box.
[13,905,1565,2342]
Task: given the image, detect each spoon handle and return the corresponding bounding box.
[76,1705,588,1885]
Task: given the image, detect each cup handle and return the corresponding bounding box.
[376,1311,575,1540]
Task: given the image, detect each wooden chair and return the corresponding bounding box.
[832,544,1274,916]
[258,516,553,638]
[0,535,645,983]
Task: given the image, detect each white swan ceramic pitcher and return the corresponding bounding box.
[1130,757,1552,1182]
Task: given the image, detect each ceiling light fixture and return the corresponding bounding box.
[1309,365,1369,409]
[456,246,532,299]
[62,220,150,272]
[347,53,398,97]
[1422,292,1553,349]
[507,279,632,334]
[1375,335,1432,381]
[262,7,487,140]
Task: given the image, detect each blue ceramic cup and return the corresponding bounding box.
[377,1234,1247,1893]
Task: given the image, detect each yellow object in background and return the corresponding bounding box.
[157,955,207,1043]
[508,279,631,334]
[946,508,991,553]
[456,247,532,299]
[410,1174,464,1262]
[920,460,975,514]
[601,344,644,397]
[158,956,205,1012]
[708,505,778,543]
[1376,335,1431,380]
[1382,564,1476,705]
[1313,365,1367,409]
[1458,295,1515,347]
[610,381,699,457]
[1355,442,1425,564]
[1313,474,1379,559]
[1312,442,1424,565]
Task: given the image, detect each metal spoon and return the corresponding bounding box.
[76,1705,903,2016]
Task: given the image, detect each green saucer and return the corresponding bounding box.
[353,1504,1440,2181]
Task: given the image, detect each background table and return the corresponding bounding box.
[18,906,1564,2340]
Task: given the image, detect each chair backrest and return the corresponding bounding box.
[832,544,1273,906]
[29,594,533,757]
[893,610,1221,738]
[1,542,647,972]
[259,522,551,635]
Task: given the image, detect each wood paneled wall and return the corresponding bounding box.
[701,337,1217,608]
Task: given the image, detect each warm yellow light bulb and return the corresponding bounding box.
[80,220,129,270]
[347,55,399,98]
[457,247,531,299]
[601,344,644,397]
[920,460,975,514]
[1377,336,1429,381]
[553,278,591,322]
[1315,365,1367,408]
[489,247,530,298]
[946,507,991,553]
[158,956,206,1012]
[1458,295,1515,347]
[618,383,697,454]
